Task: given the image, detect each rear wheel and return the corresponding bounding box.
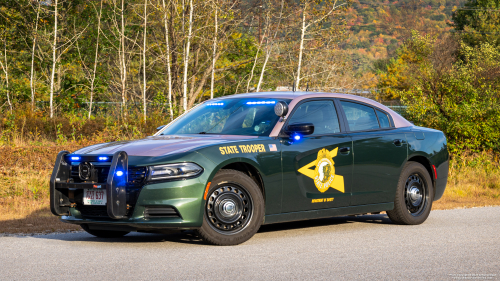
[197,169,264,246]
[387,162,434,225]
[81,224,130,238]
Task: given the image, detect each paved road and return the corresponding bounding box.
[0,207,499,280]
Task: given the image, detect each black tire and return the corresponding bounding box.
[81,224,130,238]
[197,169,264,246]
[387,162,434,225]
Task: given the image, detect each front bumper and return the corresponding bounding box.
[61,177,206,230]
[51,150,207,231]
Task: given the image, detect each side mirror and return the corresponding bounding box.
[285,123,314,136]
[274,101,288,117]
[156,125,166,131]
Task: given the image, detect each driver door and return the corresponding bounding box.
[280,99,353,213]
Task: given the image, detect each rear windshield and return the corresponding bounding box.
[160,98,291,136]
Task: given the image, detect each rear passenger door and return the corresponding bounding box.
[337,100,407,206]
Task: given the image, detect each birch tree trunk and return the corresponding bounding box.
[89,0,103,119]
[120,0,127,117]
[210,0,218,99]
[256,53,269,92]
[30,3,40,111]
[142,0,148,122]
[161,0,174,120]
[246,43,261,92]
[296,2,307,90]
[0,43,12,113]
[256,0,284,92]
[49,0,59,118]
[182,0,194,112]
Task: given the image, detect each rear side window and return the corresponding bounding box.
[288,100,340,135]
[376,110,391,128]
[340,101,380,131]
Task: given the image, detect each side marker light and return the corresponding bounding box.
[204,182,211,200]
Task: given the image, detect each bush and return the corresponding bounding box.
[378,31,500,155]
[0,105,167,146]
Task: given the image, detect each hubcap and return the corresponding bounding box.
[408,187,422,206]
[404,174,428,216]
[206,184,253,234]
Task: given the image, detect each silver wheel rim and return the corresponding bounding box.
[404,173,428,216]
[206,184,253,235]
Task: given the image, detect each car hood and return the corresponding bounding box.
[73,135,258,157]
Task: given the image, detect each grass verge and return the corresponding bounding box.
[1,146,498,234]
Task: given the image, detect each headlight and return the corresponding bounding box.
[147,163,203,181]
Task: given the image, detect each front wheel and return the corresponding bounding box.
[197,169,264,246]
[387,162,434,225]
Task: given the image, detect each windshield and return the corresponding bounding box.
[160,98,291,136]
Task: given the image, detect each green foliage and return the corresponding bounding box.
[451,0,500,47]
[380,31,500,154]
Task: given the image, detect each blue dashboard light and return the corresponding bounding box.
[98,156,109,161]
[116,171,124,177]
[70,156,81,161]
[293,135,301,141]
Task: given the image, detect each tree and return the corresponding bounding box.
[294,0,348,90]
[379,31,500,154]
[451,0,500,47]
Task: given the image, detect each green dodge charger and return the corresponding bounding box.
[50,92,449,245]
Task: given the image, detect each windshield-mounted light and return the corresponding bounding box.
[246,101,276,105]
[206,102,224,106]
[147,163,203,181]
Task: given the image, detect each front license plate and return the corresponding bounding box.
[83,189,107,205]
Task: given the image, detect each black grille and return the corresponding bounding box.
[144,206,180,218]
[76,204,134,218]
[70,165,147,187]
[76,205,108,218]
[128,167,147,187]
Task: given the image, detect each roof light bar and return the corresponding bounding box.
[246,101,276,105]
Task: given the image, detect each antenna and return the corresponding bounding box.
[292,81,295,92]
[306,83,309,92]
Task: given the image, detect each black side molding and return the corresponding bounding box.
[50,151,71,216]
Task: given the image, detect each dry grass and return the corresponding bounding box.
[433,152,500,210]
[0,146,498,234]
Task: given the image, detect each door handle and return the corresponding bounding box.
[339,147,350,153]
[393,139,404,147]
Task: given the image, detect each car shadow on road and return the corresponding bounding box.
[30,229,208,245]
[29,214,392,245]
[258,214,392,233]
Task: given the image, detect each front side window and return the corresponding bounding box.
[287,100,340,135]
[340,101,380,131]
[160,98,291,136]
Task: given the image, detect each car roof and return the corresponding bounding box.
[212,91,413,132]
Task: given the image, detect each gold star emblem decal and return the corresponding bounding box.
[298,147,345,193]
